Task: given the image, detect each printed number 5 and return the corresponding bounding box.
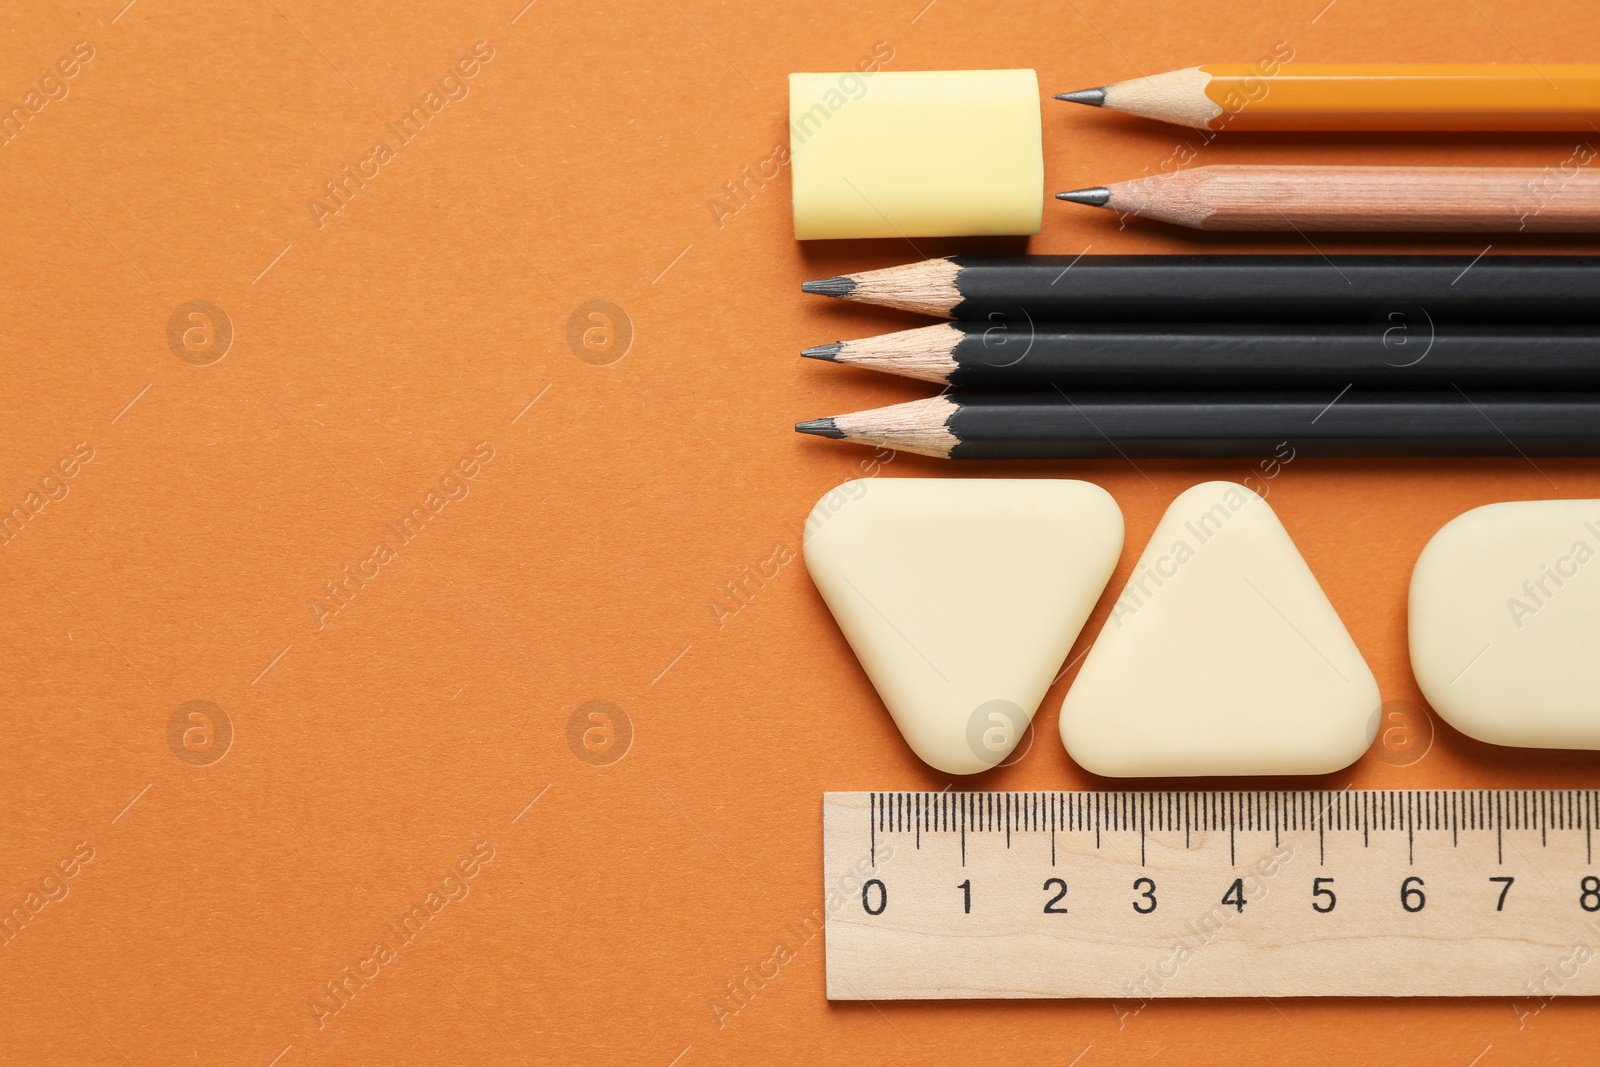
[1312,877,1336,913]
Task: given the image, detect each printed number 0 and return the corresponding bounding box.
[862,879,887,916]
[1132,877,1157,914]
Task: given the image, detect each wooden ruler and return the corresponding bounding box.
[823,790,1600,999]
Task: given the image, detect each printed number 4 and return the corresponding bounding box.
[1222,878,1246,913]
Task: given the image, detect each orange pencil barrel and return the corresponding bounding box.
[1199,63,1600,131]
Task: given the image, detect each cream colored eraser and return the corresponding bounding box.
[804,477,1122,775]
[1411,500,1600,749]
[1061,482,1380,777]
[789,69,1043,240]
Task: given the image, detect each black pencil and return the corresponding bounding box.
[800,255,1600,323]
[801,322,1600,388]
[794,391,1600,460]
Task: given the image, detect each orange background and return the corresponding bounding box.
[4,0,1600,1064]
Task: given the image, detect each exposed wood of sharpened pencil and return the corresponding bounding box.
[794,392,1600,460]
[802,322,1600,388]
[1056,64,1600,131]
[800,256,1600,323]
[1057,166,1600,232]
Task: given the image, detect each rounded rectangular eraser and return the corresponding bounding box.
[789,69,1043,240]
[1410,499,1600,749]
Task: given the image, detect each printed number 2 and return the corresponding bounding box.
[1043,877,1069,914]
[1132,877,1157,914]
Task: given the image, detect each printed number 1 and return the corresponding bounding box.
[957,879,971,914]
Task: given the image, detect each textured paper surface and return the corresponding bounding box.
[4,0,1600,1064]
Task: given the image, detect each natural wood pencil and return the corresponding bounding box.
[1057,64,1600,131]
[802,322,1600,388]
[1056,166,1600,232]
[801,256,1600,322]
[795,392,1600,460]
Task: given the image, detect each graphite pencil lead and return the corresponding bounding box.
[795,417,846,439]
[801,276,858,298]
[1055,87,1107,107]
[802,342,844,361]
[1056,186,1112,207]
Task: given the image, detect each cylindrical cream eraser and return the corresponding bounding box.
[789,69,1043,240]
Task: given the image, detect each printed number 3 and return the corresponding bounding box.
[1132,877,1157,913]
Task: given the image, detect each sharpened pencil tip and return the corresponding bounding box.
[795,417,846,440]
[801,276,857,298]
[1055,186,1112,207]
[1054,87,1107,107]
[801,342,844,361]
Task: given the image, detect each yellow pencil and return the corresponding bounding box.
[1058,64,1600,131]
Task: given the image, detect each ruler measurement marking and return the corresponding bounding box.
[960,794,967,867]
[1407,793,1414,865]
[1050,794,1057,867]
[870,792,876,868]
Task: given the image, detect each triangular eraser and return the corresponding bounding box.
[805,478,1123,775]
[1061,481,1379,777]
